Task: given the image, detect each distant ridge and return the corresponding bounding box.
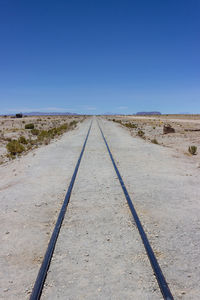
[24,112,78,116]
[136,111,161,116]
[1,111,79,116]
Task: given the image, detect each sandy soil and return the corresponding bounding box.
[0,115,85,164]
[106,115,200,163]
[0,119,91,299]
[0,117,200,299]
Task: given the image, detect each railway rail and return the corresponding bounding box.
[30,119,174,300]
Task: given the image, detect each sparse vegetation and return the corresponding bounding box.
[151,138,158,144]
[25,123,34,129]
[2,118,80,162]
[124,122,137,128]
[31,129,40,135]
[188,146,197,155]
[6,140,25,155]
[137,130,145,137]
[18,136,28,144]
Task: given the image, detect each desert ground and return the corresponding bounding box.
[106,114,200,163]
[0,115,86,164]
[0,115,200,299]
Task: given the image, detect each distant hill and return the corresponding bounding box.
[136,111,161,116]
[1,112,79,116]
[24,112,78,116]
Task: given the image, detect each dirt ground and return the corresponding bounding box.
[0,115,85,164]
[106,115,200,164]
[0,117,200,299]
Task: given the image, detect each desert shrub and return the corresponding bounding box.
[48,128,58,138]
[125,122,137,128]
[25,123,34,129]
[18,136,28,144]
[6,140,25,155]
[60,123,68,130]
[115,120,122,124]
[38,130,49,141]
[151,138,158,144]
[29,139,37,145]
[188,146,197,155]
[69,120,77,127]
[112,118,115,122]
[31,129,40,135]
[137,130,145,137]
[16,113,23,118]
[4,137,12,142]
[153,126,156,129]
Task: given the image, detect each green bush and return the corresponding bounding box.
[69,120,77,127]
[18,136,28,144]
[125,122,137,128]
[151,138,158,144]
[6,140,25,155]
[188,146,197,155]
[38,130,49,141]
[31,129,40,135]
[25,123,34,129]
[137,130,145,137]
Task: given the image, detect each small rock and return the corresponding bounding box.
[163,124,175,134]
[5,231,10,234]
[181,291,186,295]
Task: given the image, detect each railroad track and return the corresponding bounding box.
[30,119,174,300]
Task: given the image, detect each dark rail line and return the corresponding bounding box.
[98,120,174,300]
[30,122,92,300]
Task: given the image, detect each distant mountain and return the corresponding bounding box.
[1,111,79,116]
[136,111,161,116]
[24,111,78,116]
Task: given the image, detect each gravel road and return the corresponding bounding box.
[1,117,200,299]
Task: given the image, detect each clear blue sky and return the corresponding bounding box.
[0,0,200,114]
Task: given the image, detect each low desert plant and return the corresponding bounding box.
[18,136,28,144]
[69,120,77,127]
[114,120,122,124]
[188,146,197,155]
[125,122,137,128]
[31,128,40,135]
[38,130,49,141]
[137,130,145,137]
[151,138,158,144]
[25,123,34,129]
[6,140,25,155]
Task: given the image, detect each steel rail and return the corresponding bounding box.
[98,120,174,300]
[30,121,92,300]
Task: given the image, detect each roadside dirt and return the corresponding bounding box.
[0,115,85,164]
[0,117,200,299]
[106,115,200,164]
